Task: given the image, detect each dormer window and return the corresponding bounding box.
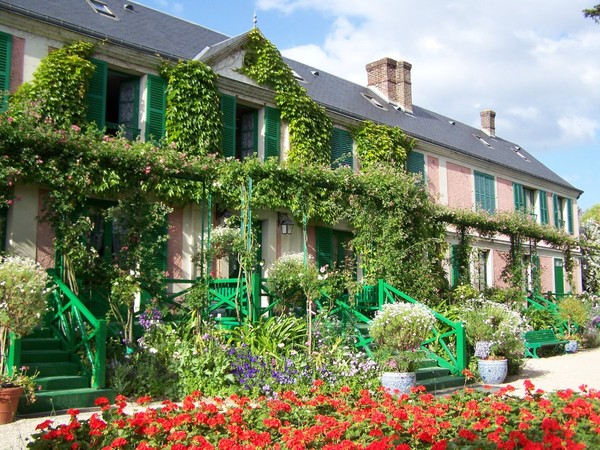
[87,0,116,18]
[474,135,492,149]
[361,92,387,110]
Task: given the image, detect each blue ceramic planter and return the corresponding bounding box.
[381,371,417,395]
[477,358,508,385]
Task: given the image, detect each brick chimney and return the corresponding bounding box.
[366,57,413,113]
[480,109,496,137]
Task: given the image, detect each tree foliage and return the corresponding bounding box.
[583,4,600,23]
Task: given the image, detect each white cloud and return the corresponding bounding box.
[260,0,600,156]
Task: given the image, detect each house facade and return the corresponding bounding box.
[0,0,583,295]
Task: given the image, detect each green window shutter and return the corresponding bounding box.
[86,58,107,129]
[0,32,12,112]
[552,194,560,228]
[145,74,166,142]
[264,106,280,160]
[330,128,353,169]
[513,183,525,212]
[315,226,333,269]
[451,244,461,288]
[220,93,236,158]
[144,219,168,275]
[474,171,495,213]
[539,190,549,225]
[406,151,425,182]
[566,198,574,234]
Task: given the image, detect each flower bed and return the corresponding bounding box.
[28,381,600,449]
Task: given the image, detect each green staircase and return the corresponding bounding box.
[415,359,466,392]
[17,328,115,415]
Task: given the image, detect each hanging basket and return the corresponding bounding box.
[0,386,24,424]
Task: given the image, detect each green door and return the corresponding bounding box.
[554,258,564,295]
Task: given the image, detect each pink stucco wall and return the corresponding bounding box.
[427,155,440,201]
[496,177,513,212]
[539,256,554,294]
[167,208,183,279]
[307,226,316,261]
[493,250,509,288]
[36,189,55,269]
[9,36,24,93]
[446,162,473,208]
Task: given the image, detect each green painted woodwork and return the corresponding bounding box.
[552,193,564,229]
[86,58,107,129]
[513,182,525,212]
[539,190,549,224]
[316,226,334,269]
[450,244,461,288]
[474,171,495,213]
[0,205,7,253]
[145,74,166,142]
[566,198,574,234]
[406,151,425,183]
[554,258,565,296]
[220,93,236,158]
[264,106,280,160]
[330,128,353,169]
[0,31,11,112]
[523,329,568,358]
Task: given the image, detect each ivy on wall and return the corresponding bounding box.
[240,29,332,166]
[352,121,413,170]
[160,60,222,156]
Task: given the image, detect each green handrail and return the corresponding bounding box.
[46,269,107,388]
[379,280,467,376]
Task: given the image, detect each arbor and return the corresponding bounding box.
[583,4,600,23]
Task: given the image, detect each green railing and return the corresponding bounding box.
[379,281,467,376]
[526,291,559,313]
[45,269,107,388]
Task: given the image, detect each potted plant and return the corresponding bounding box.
[0,366,38,423]
[369,302,435,394]
[460,296,526,384]
[0,255,51,423]
[557,296,590,353]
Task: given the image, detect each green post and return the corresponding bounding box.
[252,272,261,322]
[455,321,467,375]
[6,333,21,375]
[378,279,385,308]
[93,319,107,389]
[302,213,307,268]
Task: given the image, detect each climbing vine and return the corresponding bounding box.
[160,60,222,156]
[352,120,414,170]
[241,29,332,166]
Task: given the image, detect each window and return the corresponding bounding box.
[86,59,146,140]
[552,194,565,230]
[539,190,549,225]
[566,198,574,235]
[513,183,537,220]
[474,171,495,213]
[406,151,425,184]
[0,31,12,112]
[220,94,280,161]
[330,128,353,169]
[475,249,490,291]
[87,0,116,18]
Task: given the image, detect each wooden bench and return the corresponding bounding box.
[523,330,569,358]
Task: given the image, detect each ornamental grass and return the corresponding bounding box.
[28,380,600,449]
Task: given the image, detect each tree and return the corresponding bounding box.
[583,4,600,23]
[581,204,600,223]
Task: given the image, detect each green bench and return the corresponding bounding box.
[523,330,569,358]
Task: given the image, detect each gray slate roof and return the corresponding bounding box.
[0,0,580,194]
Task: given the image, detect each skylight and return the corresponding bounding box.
[474,135,493,148]
[292,70,304,82]
[87,0,116,18]
[361,92,387,110]
[512,147,531,162]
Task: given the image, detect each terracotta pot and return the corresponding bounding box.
[0,386,24,424]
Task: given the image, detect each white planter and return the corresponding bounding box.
[477,358,508,385]
[565,340,578,353]
[381,371,417,395]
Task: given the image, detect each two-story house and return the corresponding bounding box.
[0,0,583,297]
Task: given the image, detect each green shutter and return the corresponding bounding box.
[539,191,549,225]
[0,32,12,112]
[220,93,236,158]
[451,245,461,288]
[513,183,525,212]
[406,151,425,182]
[86,58,107,129]
[474,171,495,213]
[264,106,280,160]
[145,218,168,275]
[552,194,560,228]
[331,128,353,169]
[145,74,166,142]
[566,198,574,234]
[316,226,333,269]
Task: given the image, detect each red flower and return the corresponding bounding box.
[458,429,478,441]
[35,419,53,430]
[136,395,152,405]
[110,437,128,448]
[67,408,80,416]
[95,397,110,407]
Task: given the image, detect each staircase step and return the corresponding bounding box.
[21,337,62,351]
[419,375,466,393]
[26,328,53,339]
[18,388,117,415]
[416,366,452,381]
[21,349,71,364]
[36,375,90,391]
[26,362,80,377]
[417,358,439,369]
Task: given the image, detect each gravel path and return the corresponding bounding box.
[2,346,600,449]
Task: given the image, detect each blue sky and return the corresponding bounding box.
[140,0,600,211]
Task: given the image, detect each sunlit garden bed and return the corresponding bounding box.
[28,381,600,449]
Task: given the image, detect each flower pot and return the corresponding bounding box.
[381,371,417,395]
[0,386,24,424]
[565,340,578,353]
[477,358,508,385]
